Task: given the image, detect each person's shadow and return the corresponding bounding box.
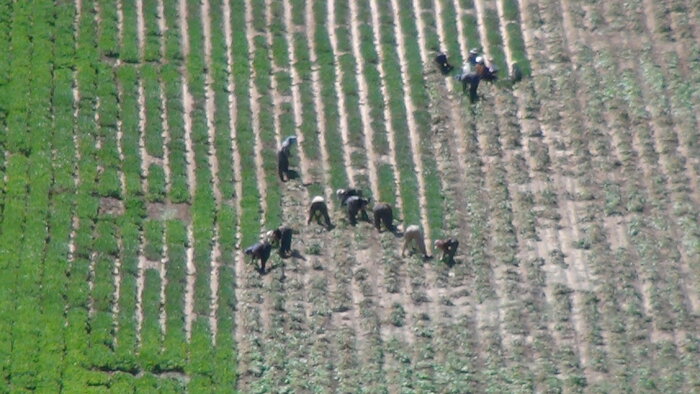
[287,249,306,261]
[286,169,299,180]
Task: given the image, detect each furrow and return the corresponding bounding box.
[177,0,196,342]
[201,0,221,343]
[155,0,171,341]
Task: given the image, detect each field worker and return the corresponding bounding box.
[345,196,370,225]
[277,147,291,182]
[307,195,332,228]
[336,187,363,206]
[483,58,498,81]
[245,241,273,274]
[467,48,480,65]
[265,225,294,257]
[402,225,429,259]
[475,56,487,77]
[434,238,459,264]
[281,135,297,156]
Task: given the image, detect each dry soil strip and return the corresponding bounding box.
[155,0,171,338]
[111,0,128,343]
[200,0,222,343]
[66,0,83,348]
[348,0,379,200]
[178,0,197,342]
[388,0,431,242]
[136,0,145,59]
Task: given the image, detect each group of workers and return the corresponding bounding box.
[435,48,500,102]
[245,142,461,274]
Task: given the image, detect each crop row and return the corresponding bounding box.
[0,2,59,391]
[356,0,399,206]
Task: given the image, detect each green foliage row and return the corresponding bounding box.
[120,0,140,63]
[162,220,188,369]
[482,10,507,85]
[334,2,372,193]
[15,10,59,388]
[251,29,282,229]
[116,65,145,197]
[313,0,350,192]
[186,0,215,325]
[140,269,163,371]
[438,0,464,67]
[397,0,446,239]
[292,32,324,198]
[356,0,397,206]
[230,0,261,247]
[375,2,421,226]
[142,64,165,159]
[143,0,161,62]
[163,62,190,203]
[209,0,235,201]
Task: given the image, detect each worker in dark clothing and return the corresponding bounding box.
[467,48,480,66]
[434,238,459,264]
[434,51,454,75]
[345,196,370,225]
[308,195,332,229]
[245,241,273,274]
[266,225,294,258]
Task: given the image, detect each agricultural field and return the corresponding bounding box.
[0,0,698,392]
